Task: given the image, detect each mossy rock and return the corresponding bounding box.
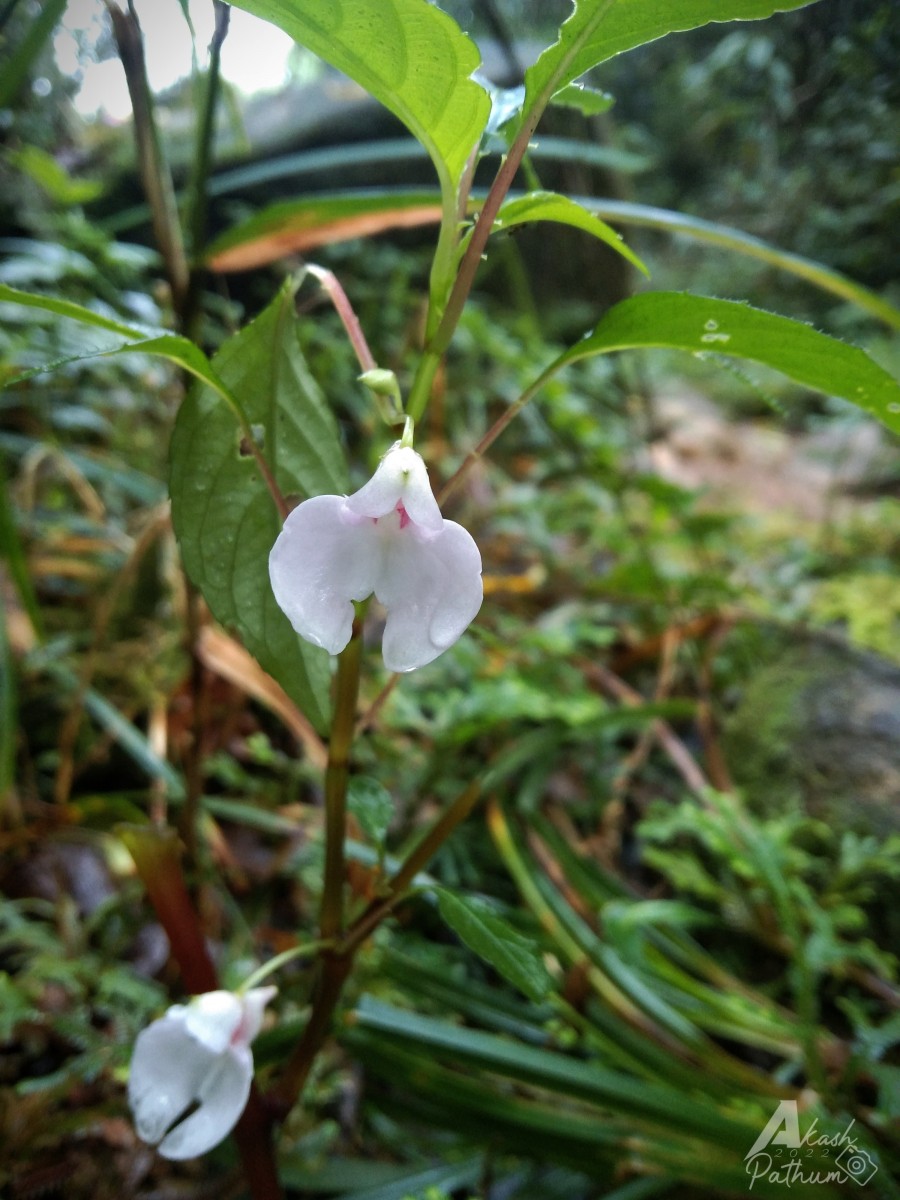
[724,636,900,836]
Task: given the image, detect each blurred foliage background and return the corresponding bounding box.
[1,0,899,1197]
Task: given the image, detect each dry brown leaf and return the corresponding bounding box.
[208,205,444,273]
[196,625,327,769]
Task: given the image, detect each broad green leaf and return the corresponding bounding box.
[586,199,900,331]
[493,191,647,276]
[348,777,395,849]
[169,281,347,732]
[0,283,249,421]
[523,0,819,121]
[225,0,490,196]
[200,187,899,329]
[547,292,900,436]
[205,189,446,274]
[435,889,553,1003]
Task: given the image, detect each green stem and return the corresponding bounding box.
[269,782,482,1119]
[411,0,619,424]
[407,85,550,423]
[340,781,481,955]
[320,616,363,941]
[240,939,334,992]
[406,349,442,424]
[427,122,537,360]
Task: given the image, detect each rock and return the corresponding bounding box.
[723,635,900,836]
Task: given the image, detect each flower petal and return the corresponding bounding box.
[234,986,277,1046]
[346,445,442,534]
[156,1045,253,1161]
[182,990,243,1053]
[129,1011,219,1148]
[269,495,380,654]
[376,520,483,672]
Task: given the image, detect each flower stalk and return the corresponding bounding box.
[320,617,364,942]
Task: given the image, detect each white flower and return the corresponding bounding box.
[269,444,483,672]
[128,986,275,1161]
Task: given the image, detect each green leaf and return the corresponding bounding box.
[547,292,900,435]
[435,889,553,1003]
[348,777,395,849]
[586,198,900,331]
[225,0,490,196]
[550,82,614,115]
[0,283,250,423]
[493,191,647,276]
[201,188,899,328]
[169,281,347,732]
[524,0,819,121]
[0,281,153,339]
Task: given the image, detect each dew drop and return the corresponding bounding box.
[888,402,900,414]
[700,331,731,345]
[704,319,719,331]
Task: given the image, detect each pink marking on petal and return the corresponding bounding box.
[396,501,411,530]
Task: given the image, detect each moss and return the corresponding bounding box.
[724,637,900,836]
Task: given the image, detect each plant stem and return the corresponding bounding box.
[340,781,482,954]
[427,108,543,361]
[106,1,190,319]
[307,265,377,374]
[320,617,363,942]
[406,94,545,423]
[267,623,366,1117]
[186,1,230,259]
[437,368,548,504]
[181,0,231,341]
[411,0,619,423]
[268,949,353,1118]
[269,781,481,1118]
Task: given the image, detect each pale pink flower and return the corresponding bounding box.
[269,444,482,672]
